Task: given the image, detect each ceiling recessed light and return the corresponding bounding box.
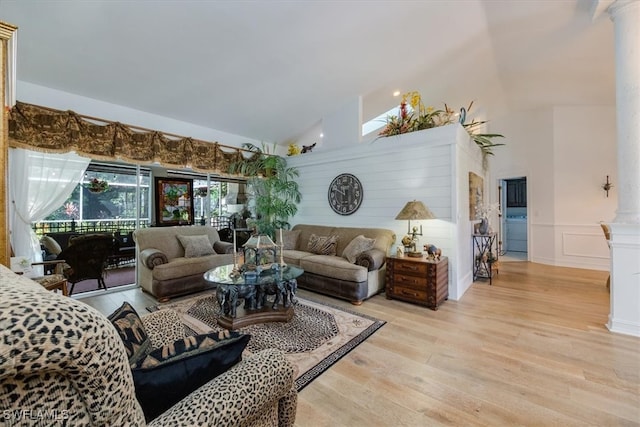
[393,91,401,97]
[320,133,324,138]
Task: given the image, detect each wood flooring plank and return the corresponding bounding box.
[82,261,640,427]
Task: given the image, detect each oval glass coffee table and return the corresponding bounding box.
[204,264,304,330]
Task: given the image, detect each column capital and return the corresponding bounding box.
[0,22,18,41]
[608,0,640,19]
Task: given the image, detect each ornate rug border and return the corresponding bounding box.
[295,314,384,391]
[147,292,386,391]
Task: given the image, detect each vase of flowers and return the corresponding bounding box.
[478,217,490,235]
[475,202,500,235]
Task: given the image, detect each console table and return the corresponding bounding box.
[472,233,498,285]
[385,255,449,310]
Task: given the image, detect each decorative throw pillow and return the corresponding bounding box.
[132,330,251,422]
[41,235,62,255]
[342,235,376,264]
[108,302,151,366]
[176,234,215,258]
[307,234,339,256]
[278,230,301,250]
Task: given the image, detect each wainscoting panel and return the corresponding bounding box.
[563,232,609,259]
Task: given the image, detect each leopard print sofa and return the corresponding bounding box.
[0,264,297,426]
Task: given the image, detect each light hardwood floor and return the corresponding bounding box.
[80,261,640,426]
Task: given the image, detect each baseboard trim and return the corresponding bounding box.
[607,315,640,337]
[72,283,139,300]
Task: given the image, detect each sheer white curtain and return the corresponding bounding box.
[9,148,91,268]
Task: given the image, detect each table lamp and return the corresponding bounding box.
[395,200,435,257]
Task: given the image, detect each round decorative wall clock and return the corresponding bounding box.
[328,173,363,215]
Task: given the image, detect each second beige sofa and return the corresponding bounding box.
[282,224,396,304]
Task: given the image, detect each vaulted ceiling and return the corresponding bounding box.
[1,0,616,145]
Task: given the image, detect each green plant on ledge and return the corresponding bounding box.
[229,143,302,239]
[378,92,505,157]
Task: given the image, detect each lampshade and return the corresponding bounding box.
[395,200,436,221]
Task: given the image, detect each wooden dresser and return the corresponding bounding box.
[385,255,449,310]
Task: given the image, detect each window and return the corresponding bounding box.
[361,105,402,137]
[36,162,151,234]
[34,162,248,235]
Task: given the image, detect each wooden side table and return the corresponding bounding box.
[33,274,69,296]
[385,255,449,310]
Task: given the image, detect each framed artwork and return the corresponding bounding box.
[469,172,484,220]
[154,177,194,226]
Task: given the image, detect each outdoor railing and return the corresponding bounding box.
[32,217,237,237]
[32,219,151,238]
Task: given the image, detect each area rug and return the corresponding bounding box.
[148,293,385,390]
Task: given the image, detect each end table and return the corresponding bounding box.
[472,233,498,285]
[385,255,449,310]
[33,274,69,296]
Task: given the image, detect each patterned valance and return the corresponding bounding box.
[8,101,250,175]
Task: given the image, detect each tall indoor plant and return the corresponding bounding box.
[230,143,301,239]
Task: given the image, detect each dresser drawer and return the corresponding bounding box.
[386,255,448,310]
[394,273,428,288]
[389,285,428,302]
[393,260,428,276]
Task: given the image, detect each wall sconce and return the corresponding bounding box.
[602,175,613,197]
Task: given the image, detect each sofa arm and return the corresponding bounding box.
[355,248,386,271]
[213,240,234,254]
[149,348,297,427]
[140,248,168,269]
[278,387,298,427]
[141,309,187,349]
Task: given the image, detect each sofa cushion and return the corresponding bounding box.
[282,249,313,267]
[342,235,376,263]
[292,224,395,256]
[307,234,339,256]
[132,330,250,421]
[152,254,234,281]
[177,234,216,258]
[278,229,301,250]
[299,254,368,282]
[108,302,152,366]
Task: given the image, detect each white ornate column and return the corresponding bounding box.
[607,0,640,337]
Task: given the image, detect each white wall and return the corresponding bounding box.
[288,124,483,301]
[322,96,362,149]
[490,105,617,270]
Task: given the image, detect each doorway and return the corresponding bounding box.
[500,177,528,260]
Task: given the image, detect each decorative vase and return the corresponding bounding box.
[479,217,489,235]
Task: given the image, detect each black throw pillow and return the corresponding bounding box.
[107,302,151,366]
[131,330,251,422]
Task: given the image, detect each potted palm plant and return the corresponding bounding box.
[230,143,302,239]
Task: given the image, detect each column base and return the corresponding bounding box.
[607,315,640,337]
[607,222,640,337]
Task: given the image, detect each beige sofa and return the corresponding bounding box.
[133,226,234,301]
[282,224,396,304]
[0,264,297,426]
